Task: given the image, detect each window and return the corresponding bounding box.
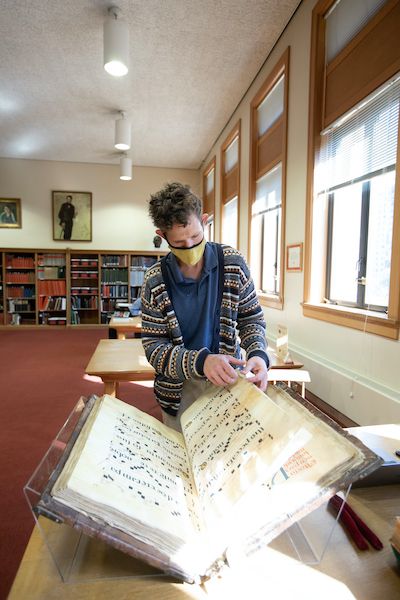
[249,49,289,309]
[305,0,400,339]
[220,121,240,248]
[202,157,216,241]
[251,165,282,294]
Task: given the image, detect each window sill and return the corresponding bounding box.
[303,302,399,340]
[258,293,283,310]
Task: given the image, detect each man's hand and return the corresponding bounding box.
[241,356,268,392]
[204,354,245,386]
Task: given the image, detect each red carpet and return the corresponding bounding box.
[0,328,160,599]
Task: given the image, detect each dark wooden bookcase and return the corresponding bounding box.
[0,252,4,325]
[0,248,165,328]
[37,251,67,326]
[100,254,129,324]
[70,252,100,325]
[5,251,36,325]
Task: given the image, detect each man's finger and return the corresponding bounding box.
[246,373,268,391]
[226,356,245,366]
[219,365,238,383]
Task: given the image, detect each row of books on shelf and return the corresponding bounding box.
[40,314,67,326]
[130,256,157,267]
[71,296,98,309]
[5,272,36,283]
[71,288,98,295]
[37,254,66,267]
[102,255,128,267]
[38,280,67,295]
[37,266,66,280]
[6,256,35,269]
[101,299,121,312]
[3,254,159,273]
[6,287,35,298]
[38,296,67,311]
[101,269,129,283]
[129,268,146,287]
[71,272,98,279]
[101,284,128,298]
[7,298,35,312]
[71,259,98,267]
[71,309,80,324]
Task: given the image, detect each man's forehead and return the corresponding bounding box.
[171,216,201,230]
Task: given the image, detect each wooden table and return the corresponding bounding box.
[108,316,142,339]
[9,485,400,599]
[269,368,311,398]
[86,338,306,397]
[85,338,154,395]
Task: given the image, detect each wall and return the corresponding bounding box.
[0,158,199,251]
[201,0,400,425]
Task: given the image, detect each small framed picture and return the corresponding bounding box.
[52,191,92,242]
[0,198,21,228]
[286,243,303,272]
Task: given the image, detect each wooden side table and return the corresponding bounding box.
[85,338,154,395]
[108,316,142,339]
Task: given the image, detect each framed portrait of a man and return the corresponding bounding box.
[52,191,92,242]
[0,198,21,228]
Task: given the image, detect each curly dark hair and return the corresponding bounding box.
[149,182,202,231]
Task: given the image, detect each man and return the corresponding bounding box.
[58,195,75,240]
[141,182,269,430]
[0,205,16,223]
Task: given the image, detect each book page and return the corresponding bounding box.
[240,384,369,553]
[53,395,202,546]
[180,377,366,552]
[180,377,310,525]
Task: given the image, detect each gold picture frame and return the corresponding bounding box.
[0,198,21,228]
[52,191,92,242]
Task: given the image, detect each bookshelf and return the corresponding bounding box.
[100,254,129,324]
[0,252,4,325]
[130,254,157,301]
[0,249,164,328]
[70,252,99,325]
[5,251,36,325]
[37,252,67,326]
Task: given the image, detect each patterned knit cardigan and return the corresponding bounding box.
[141,244,269,415]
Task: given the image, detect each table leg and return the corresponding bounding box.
[103,381,117,396]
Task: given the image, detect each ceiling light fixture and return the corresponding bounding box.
[115,111,131,150]
[104,6,129,77]
[120,153,132,181]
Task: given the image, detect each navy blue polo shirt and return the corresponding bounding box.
[165,242,220,352]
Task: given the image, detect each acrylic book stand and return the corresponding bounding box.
[24,396,348,584]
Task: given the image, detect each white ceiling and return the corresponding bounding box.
[0,0,301,169]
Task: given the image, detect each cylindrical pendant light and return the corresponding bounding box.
[115,111,131,150]
[120,154,132,180]
[104,6,129,77]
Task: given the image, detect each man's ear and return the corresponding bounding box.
[156,228,166,240]
[201,213,209,226]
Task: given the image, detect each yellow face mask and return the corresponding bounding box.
[168,237,206,266]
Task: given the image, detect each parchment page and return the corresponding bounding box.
[180,377,310,526]
[180,380,365,555]
[240,385,368,553]
[53,395,202,547]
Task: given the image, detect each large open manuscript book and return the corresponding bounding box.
[36,377,381,583]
